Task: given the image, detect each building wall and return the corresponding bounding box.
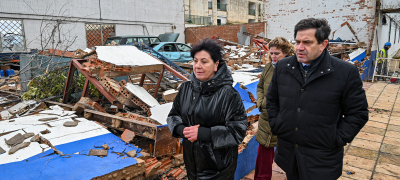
[381,0,400,10]
[373,13,400,58]
[227,0,253,24]
[263,0,376,46]
[187,0,209,17]
[185,22,266,45]
[0,0,185,51]
[185,0,263,25]
[22,20,86,51]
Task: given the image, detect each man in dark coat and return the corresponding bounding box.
[266,18,368,180]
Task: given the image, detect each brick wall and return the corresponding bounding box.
[185,22,266,45]
[263,0,376,47]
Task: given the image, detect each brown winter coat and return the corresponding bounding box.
[256,62,277,148]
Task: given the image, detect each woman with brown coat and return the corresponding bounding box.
[254,37,295,180]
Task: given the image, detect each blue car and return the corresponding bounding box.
[149,42,192,63]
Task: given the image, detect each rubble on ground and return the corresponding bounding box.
[0,32,382,179]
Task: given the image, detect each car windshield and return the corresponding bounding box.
[104,38,121,45]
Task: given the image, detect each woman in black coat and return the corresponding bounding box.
[167,38,247,180]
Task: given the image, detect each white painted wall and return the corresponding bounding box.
[263,0,376,46]
[220,17,227,25]
[381,0,400,10]
[0,0,185,51]
[22,20,86,51]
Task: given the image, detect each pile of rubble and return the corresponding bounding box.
[0,33,375,179]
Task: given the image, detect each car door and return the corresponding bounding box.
[161,43,181,61]
[176,43,192,62]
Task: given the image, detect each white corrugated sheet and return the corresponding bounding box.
[95,46,163,67]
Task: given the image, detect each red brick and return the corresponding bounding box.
[121,129,135,143]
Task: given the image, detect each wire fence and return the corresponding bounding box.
[0,19,26,52]
[85,24,115,48]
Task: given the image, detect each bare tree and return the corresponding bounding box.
[17,2,81,100]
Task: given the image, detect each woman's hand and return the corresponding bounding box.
[183,125,200,142]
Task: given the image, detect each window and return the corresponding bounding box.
[0,19,25,52]
[217,0,227,11]
[150,37,161,44]
[125,38,137,44]
[177,44,191,52]
[208,1,212,9]
[163,44,177,52]
[217,19,222,26]
[138,38,150,45]
[104,37,121,45]
[248,2,256,15]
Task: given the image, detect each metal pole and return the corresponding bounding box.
[395,24,397,44]
[100,24,103,45]
[62,60,77,103]
[372,57,377,83]
[139,74,146,87]
[21,19,27,52]
[81,79,90,98]
[389,17,391,42]
[154,68,165,98]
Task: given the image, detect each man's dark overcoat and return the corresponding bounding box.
[267,51,369,179]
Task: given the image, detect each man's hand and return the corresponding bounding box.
[183,125,200,142]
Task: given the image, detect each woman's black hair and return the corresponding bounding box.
[190,38,225,64]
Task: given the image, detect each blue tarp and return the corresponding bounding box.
[0,133,141,180]
[360,50,377,81]
[234,80,261,179]
[234,133,259,180]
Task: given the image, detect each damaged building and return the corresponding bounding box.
[184,0,264,26]
[263,0,400,58]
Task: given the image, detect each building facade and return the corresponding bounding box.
[184,0,264,26]
[263,0,400,57]
[0,0,185,52]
